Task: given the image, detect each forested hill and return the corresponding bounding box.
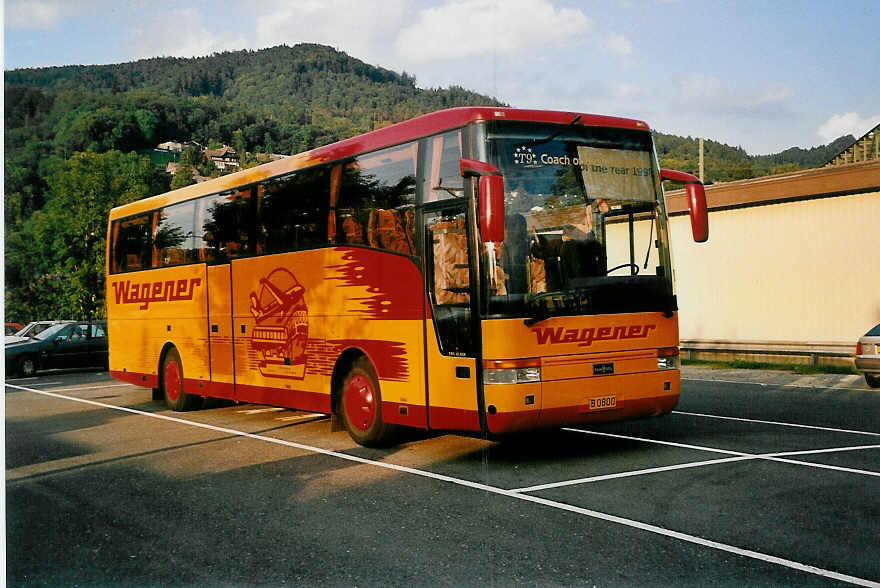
[5,43,504,163]
[3,44,505,322]
[2,43,854,322]
[653,132,855,183]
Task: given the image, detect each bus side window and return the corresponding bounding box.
[156,200,197,267]
[338,142,417,255]
[259,166,330,254]
[199,188,255,261]
[422,130,463,203]
[111,213,153,273]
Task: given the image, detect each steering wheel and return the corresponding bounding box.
[607,263,640,275]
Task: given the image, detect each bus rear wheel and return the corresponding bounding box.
[161,348,202,411]
[338,356,396,447]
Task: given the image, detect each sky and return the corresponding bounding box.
[3,0,879,155]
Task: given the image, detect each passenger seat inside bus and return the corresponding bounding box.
[367,208,414,255]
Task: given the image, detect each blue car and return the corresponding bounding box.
[5,321,108,377]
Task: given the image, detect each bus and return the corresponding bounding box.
[106,107,708,446]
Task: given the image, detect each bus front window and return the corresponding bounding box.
[483,122,676,321]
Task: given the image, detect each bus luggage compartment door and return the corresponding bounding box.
[207,264,235,399]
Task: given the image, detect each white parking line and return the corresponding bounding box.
[7,382,878,587]
[564,428,880,478]
[237,407,286,415]
[4,382,136,394]
[673,410,880,437]
[511,443,880,493]
[511,455,754,493]
[277,413,328,422]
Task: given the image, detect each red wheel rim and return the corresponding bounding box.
[164,360,181,402]
[344,374,376,431]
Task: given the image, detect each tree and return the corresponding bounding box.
[264,131,273,155]
[171,146,198,190]
[5,151,168,322]
[232,128,247,167]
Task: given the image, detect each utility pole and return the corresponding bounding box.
[699,138,705,182]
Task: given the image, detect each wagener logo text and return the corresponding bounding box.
[532,324,656,347]
[112,278,202,310]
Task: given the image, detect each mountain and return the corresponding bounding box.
[652,132,856,184]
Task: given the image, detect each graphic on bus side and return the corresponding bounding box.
[249,268,309,379]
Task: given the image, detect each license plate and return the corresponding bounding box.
[588,395,617,411]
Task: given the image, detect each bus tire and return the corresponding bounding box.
[338,356,396,447]
[866,374,880,389]
[161,348,202,411]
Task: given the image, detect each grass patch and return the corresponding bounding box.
[682,358,858,375]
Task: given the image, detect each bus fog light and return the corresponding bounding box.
[483,359,541,384]
[484,369,517,385]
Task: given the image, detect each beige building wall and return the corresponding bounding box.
[669,191,880,345]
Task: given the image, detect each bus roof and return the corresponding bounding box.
[109,107,651,219]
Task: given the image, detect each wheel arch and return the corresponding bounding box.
[150,342,179,400]
[157,341,178,379]
[330,346,376,414]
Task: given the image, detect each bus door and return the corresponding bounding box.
[424,206,481,432]
[206,263,236,399]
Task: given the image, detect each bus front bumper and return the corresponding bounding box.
[484,370,680,435]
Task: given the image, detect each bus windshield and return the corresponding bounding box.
[483,121,675,322]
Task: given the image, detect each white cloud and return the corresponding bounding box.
[255,0,411,67]
[613,83,643,100]
[394,0,590,62]
[671,75,794,118]
[127,8,249,60]
[606,34,632,56]
[6,0,66,30]
[817,112,880,142]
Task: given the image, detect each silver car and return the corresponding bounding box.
[855,323,880,388]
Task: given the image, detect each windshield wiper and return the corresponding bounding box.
[523,307,553,327]
[524,114,582,148]
[522,290,590,327]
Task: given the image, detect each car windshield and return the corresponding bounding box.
[34,323,70,341]
[482,121,675,321]
[18,322,55,337]
[866,324,880,337]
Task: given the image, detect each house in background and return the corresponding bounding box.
[205,146,240,171]
[826,123,879,166]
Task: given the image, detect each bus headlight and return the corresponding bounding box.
[657,347,680,370]
[483,359,541,384]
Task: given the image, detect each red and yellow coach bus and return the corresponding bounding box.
[106,107,708,446]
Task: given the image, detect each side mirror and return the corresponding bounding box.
[660,169,709,243]
[460,158,505,243]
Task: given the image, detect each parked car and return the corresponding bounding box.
[5,321,108,377]
[855,323,880,389]
[5,320,72,345]
[5,322,24,336]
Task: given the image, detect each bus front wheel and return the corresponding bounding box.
[161,348,202,411]
[338,356,396,447]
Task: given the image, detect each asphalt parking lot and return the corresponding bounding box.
[5,366,879,586]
